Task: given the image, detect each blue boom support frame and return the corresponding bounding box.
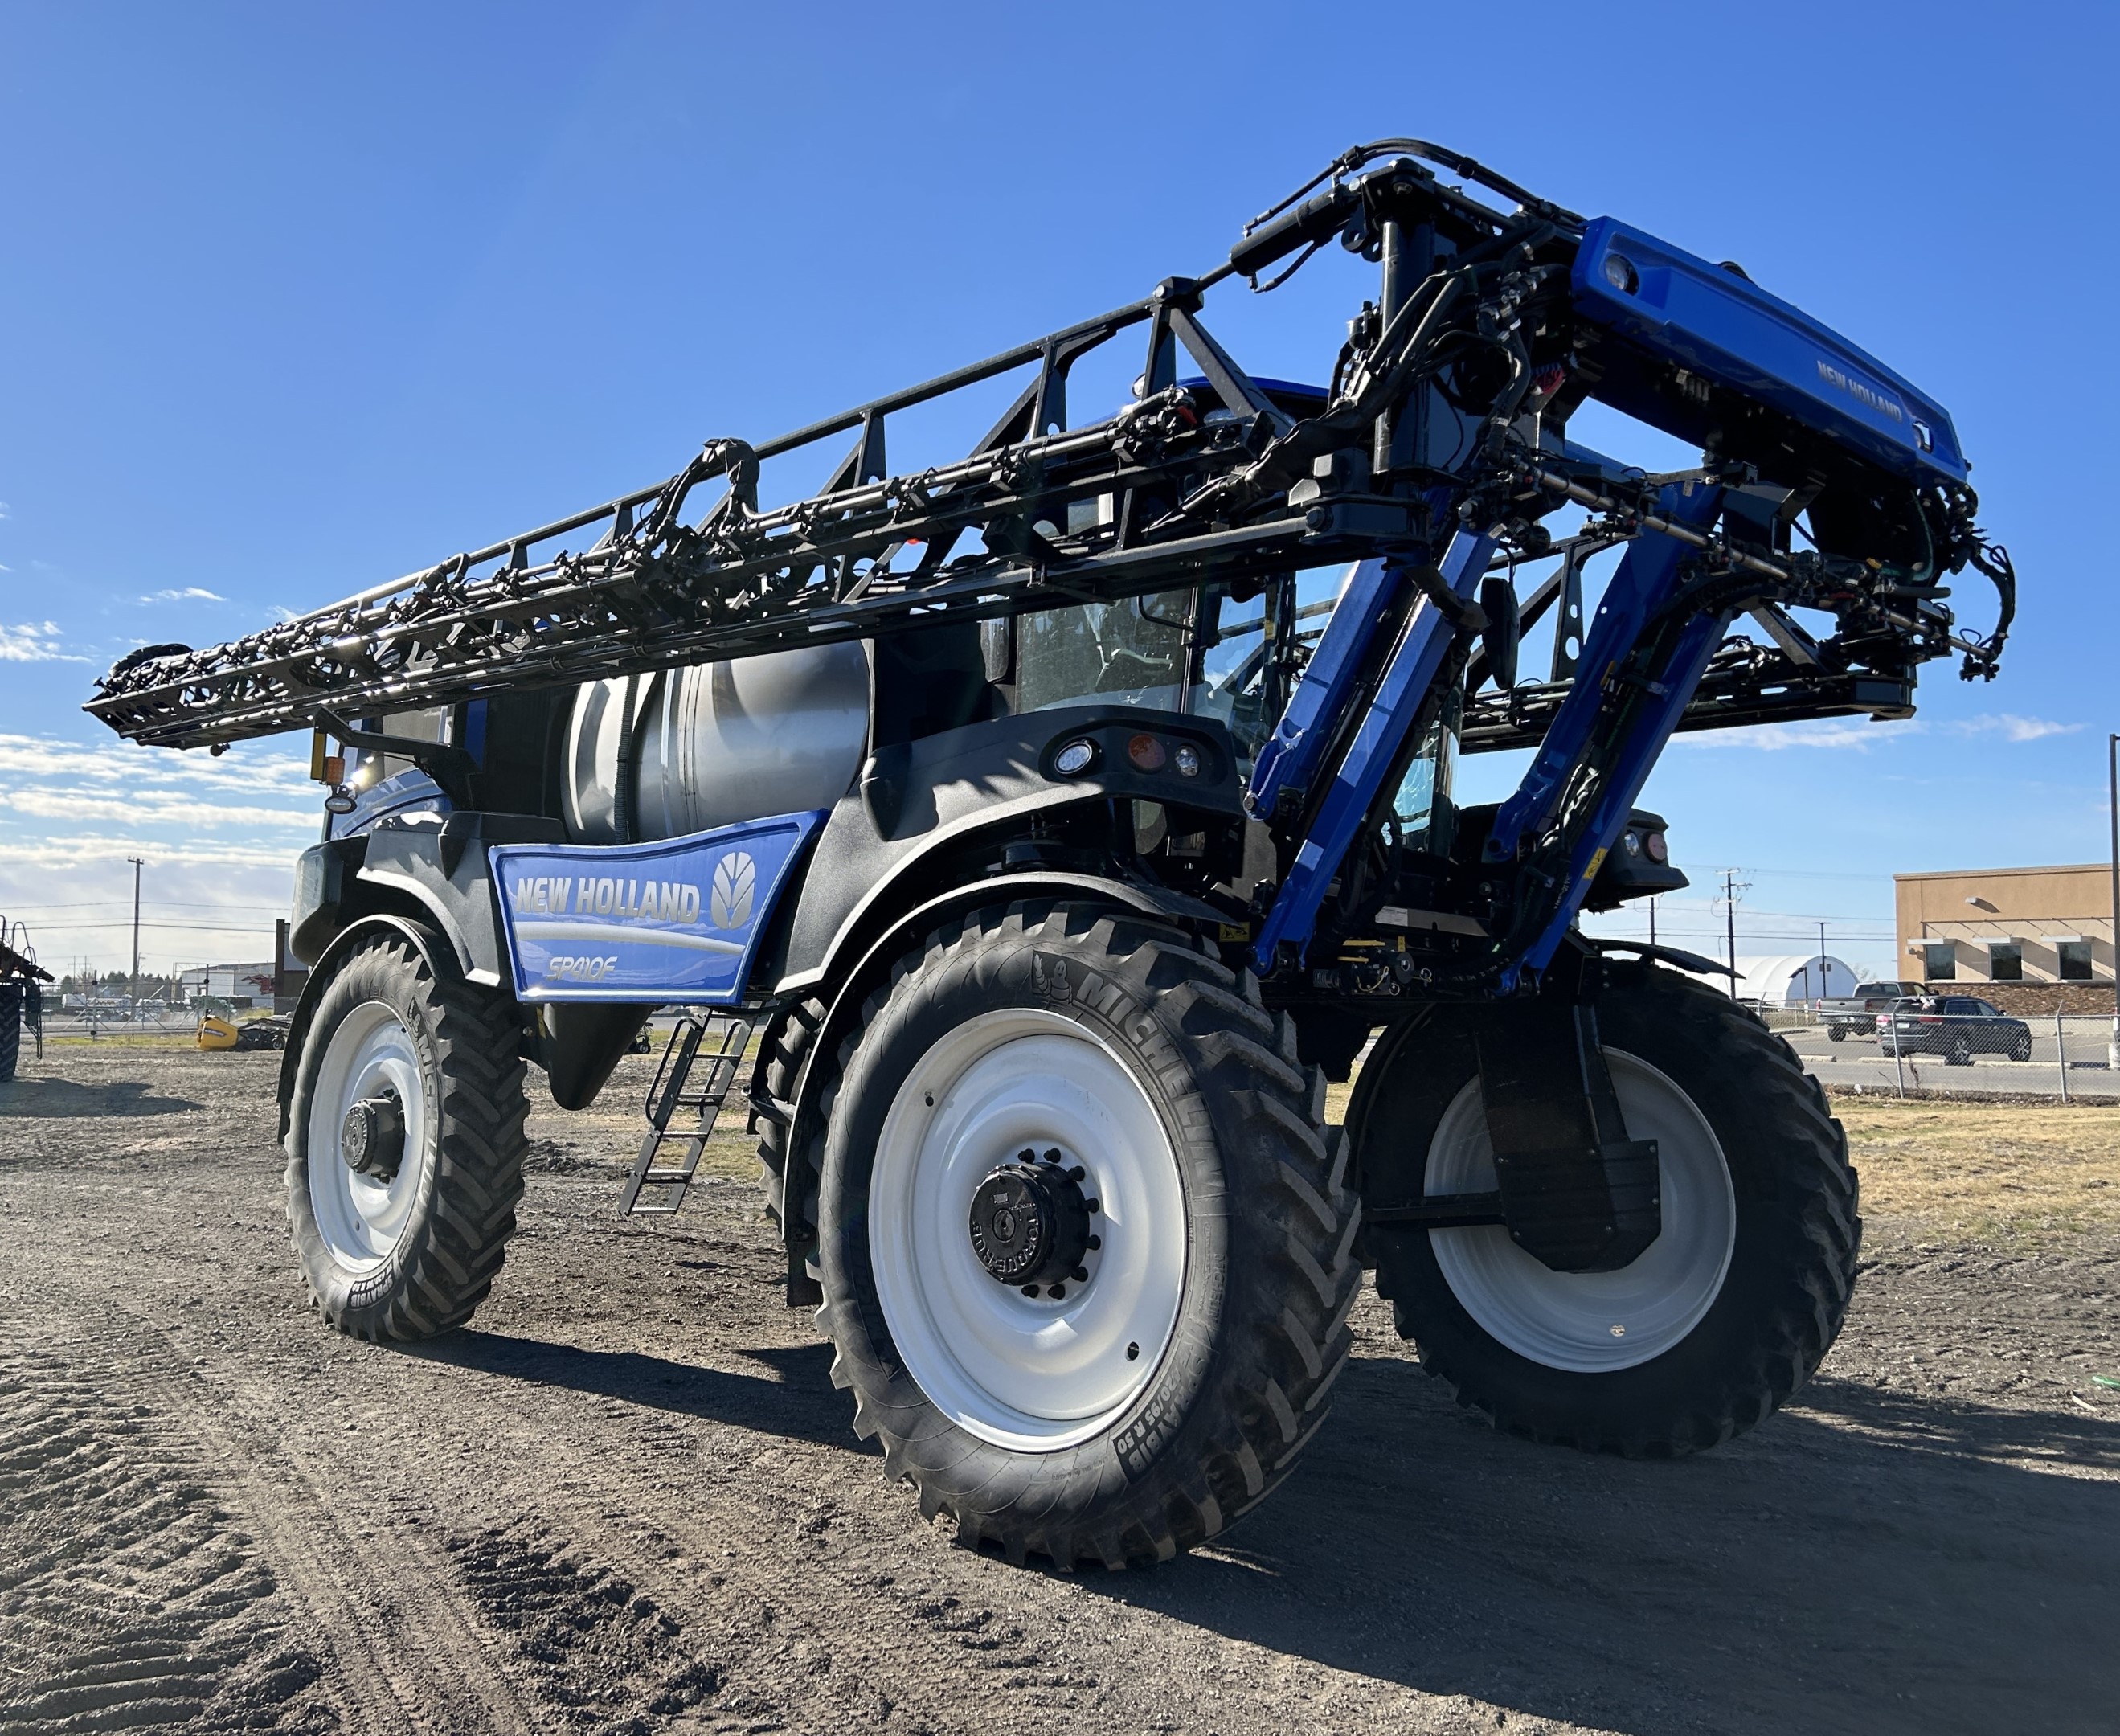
[1252,529,1497,972]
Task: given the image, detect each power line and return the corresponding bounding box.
[0,899,288,913]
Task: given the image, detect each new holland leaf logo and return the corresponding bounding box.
[710,852,757,930]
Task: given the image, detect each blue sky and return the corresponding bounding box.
[2,1,2114,976]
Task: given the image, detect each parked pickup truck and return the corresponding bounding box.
[1877,996,2034,1065]
[1823,981,1926,1042]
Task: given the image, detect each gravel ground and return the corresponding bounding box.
[2,1045,2116,1735]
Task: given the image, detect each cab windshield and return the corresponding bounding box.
[1012,571,1341,771]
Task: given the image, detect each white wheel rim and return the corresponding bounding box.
[868,1008,1185,1451]
[1425,1050,1735,1373]
[306,1001,429,1272]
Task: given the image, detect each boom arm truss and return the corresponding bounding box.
[85,145,2014,986]
[87,144,2009,757]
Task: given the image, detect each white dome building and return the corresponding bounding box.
[1709,953,1858,1005]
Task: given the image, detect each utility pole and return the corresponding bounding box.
[2108,734,2118,1069]
[1817,919,1829,1003]
[1723,870,1741,989]
[126,856,145,1022]
[1648,897,1657,948]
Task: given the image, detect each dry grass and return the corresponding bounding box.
[1324,1075,2120,1247]
[1832,1096,2120,1245]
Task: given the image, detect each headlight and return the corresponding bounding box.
[1602,252,1639,295]
[1173,743,1201,778]
[1053,739,1097,776]
[1643,830,1668,864]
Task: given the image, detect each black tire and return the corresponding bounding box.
[755,995,827,1275]
[1946,1032,1973,1067]
[2010,1032,2032,1062]
[1351,964,1860,1456]
[284,926,530,1341]
[1827,1024,1846,1043]
[0,985,20,1083]
[814,902,1362,1567]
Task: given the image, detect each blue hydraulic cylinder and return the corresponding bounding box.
[1246,556,1404,825]
[1481,481,1728,988]
[1252,529,1497,972]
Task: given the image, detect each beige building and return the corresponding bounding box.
[1896,864,2115,991]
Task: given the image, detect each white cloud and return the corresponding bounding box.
[0,732,315,799]
[0,784,317,831]
[0,832,308,872]
[1948,714,2083,743]
[1674,719,1923,752]
[139,587,227,604]
[0,501,11,518]
[0,620,87,662]
[1671,711,2082,751]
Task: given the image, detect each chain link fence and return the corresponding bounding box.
[1758,1001,2120,1099]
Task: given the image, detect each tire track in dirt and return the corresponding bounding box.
[0,1335,331,1734]
[25,1282,546,1736]
[398,1346,1184,1735]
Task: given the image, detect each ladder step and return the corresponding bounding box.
[620,1013,751,1217]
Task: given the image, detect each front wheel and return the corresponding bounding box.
[1946,1032,1974,1067]
[815,903,1361,1567]
[1351,966,1860,1456]
[284,925,530,1341]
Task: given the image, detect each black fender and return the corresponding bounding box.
[276,913,458,1142]
[765,870,1230,1300]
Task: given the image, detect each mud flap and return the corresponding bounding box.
[1474,999,1661,1273]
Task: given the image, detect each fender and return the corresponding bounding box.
[275,913,457,1142]
[766,870,1229,1304]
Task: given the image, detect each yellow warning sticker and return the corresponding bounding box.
[1582,847,1609,882]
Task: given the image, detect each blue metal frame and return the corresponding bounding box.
[1246,556,1402,825]
[1573,217,1966,485]
[1483,483,1729,986]
[1252,530,1497,971]
[491,809,825,1004]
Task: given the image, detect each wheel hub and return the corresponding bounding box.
[968,1148,1095,1294]
[341,1089,406,1182]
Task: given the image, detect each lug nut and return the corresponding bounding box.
[1086,1235,1101,1251]
[1086,1198,1100,1214]
[1042,1148,1062,1164]
[1048,1284,1066,1300]
[1070,1267,1088,1283]
[1066,1165,1085,1182]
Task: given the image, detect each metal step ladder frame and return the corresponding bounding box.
[618,1013,753,1215]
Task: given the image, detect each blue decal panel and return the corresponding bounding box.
[490,811,825,1004]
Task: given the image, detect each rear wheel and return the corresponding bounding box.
[284,926,529,1341]
[815,902,1361,1566]
[1352,964,1859,1456]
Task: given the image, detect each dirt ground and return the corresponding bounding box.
[2,1044,2116,1736]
